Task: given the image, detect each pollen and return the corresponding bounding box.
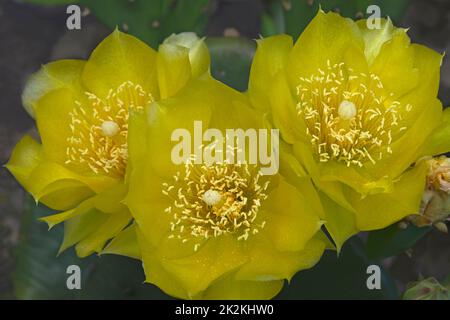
[295,60,411,167]
[65,81,154,178]
[162,159,269,250]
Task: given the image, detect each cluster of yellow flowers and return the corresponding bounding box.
[6,10,450,299]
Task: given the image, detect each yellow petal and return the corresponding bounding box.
[288,10,364,85]
[82,29,159,99]
[235,232,328,282]
[75,209,131,257]
[127,110,149,171]
[138,234,190,299]
[375,98,442,179]
[270,71,302,144]
[352,161,427,231]
[370,31,419,99]
[157,43,192,99]
[27,161,115,210]
[356,18,403,66]
[163,32,210,78]
[34,88,80,165]
[278,140,307,181]
[160,235,248,298]
[137,228,248,299]
[319,160,393,196]
[420,107,450,156]
[59,209,108,254]
[125,158,174,247]
[39,193,101,228]
[318,192,357,252]
[22,60,85,117]
[90,183,128,214]
[292,142,356,212]
[201,272,284,300]
[5,135,43,191]
[101,224,140,260]
[262,177,323,252]
[33,179,93,211]
[248,34,293,112]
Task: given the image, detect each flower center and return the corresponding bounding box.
[295,60,411,167]
[162,161,269,251]
[65,81,154,178]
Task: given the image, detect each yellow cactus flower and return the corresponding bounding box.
[248,10,450,249]
[6,30,210,257]
[124,77,331,299]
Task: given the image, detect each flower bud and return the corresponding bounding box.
[162,32,210,77]
[407,157,450,232]
[403,277,449,300]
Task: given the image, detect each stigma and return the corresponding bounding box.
[338,100,357,120]
[202,189,223,206]
[101,121,120,137]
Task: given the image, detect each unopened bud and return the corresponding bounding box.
[407,157,450,232]
[403,277,449,300]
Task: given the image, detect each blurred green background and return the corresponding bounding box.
[0,0,449,300]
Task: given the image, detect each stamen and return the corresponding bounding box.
[162,161,268,250]
[65,81,154,178]
[295,60,410,167]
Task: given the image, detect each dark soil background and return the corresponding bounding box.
[0,0,449,298]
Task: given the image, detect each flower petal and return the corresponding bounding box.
[28,161,115,210]
[356,18,404,66]
[292,142,356,212]
[248,34,293,112]
[160,235,248,298]
[370,31,419,99]
[235,232,328,282]
[270,71,302,144]
[22,60,85,117]
[352,161,427,231]
[137,229,191,299]
[75,209,131,257]
[162,32,210,78]
[157,43,192,99]
[34,88,80,165]
[318,192,357,252]
[39,195,96,228]
[82,29,159,99]
[101,224,140,260]
[201,272,284,300]
[59,209,109,254]
[137,228,248,299]
[262,177,323,252]
[5,135,43,191]
[420,107,450,157]
[288,10,364,85]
